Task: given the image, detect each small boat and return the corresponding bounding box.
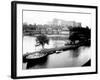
[23,52,48,63]
[26,52,48,59]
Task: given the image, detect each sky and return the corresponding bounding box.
[23,10,92,28]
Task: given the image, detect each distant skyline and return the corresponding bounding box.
[23,10,91,28]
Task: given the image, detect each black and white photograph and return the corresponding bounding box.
[11,1,97,79]
[23,10,91,69]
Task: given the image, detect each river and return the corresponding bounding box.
[23,36,91,69]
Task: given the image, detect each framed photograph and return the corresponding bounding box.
[11,1,98,79]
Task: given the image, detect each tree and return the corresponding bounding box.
[35,34,49,49]
[68,26,91,44]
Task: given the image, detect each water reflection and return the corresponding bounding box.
[70,48,80,57]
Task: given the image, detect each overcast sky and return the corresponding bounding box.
[23,10,91,28]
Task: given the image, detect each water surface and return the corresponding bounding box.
[23,36,91,69]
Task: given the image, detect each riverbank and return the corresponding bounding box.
[23,39,90,62]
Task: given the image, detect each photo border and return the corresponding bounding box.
[11,1,98,79]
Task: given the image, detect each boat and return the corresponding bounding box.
[23,51,48,62]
